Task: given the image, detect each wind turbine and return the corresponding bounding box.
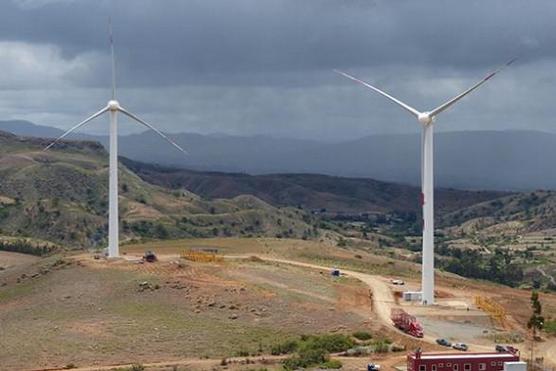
[44,20,187,258]
[335,59,515,305]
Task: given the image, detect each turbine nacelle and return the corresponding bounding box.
[418,112,433,125]
[107,100,121,111]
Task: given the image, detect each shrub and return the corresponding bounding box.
[155,223,169,239]
[236,349,250,357]
[545,320,556,334]
[301,334,354,353]
[271,339,298,355]
[0,240,55,256]
[373,340,390,353]
[282,334,354,370]
[344,345,373,356]
[391,343,406,352]
[353,331,373,341]
[321,359,343,369]
[283,348,328,370]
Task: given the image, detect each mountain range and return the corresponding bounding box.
[121,157,506,215]
[1,120,556,191]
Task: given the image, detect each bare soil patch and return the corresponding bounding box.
[0,250,39,270]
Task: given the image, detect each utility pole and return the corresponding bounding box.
[529,326,534,371]
[528,291,545,371]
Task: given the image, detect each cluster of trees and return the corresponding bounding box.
[436,246,524,287]
[0,239,55,256]
[124,220,170,239]
[273,334,353,370]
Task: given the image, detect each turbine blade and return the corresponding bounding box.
[118,107,188,155]
[109,17,116,100]
[334,69,420,118]
[429,57,517,117]
[43,106,108,151]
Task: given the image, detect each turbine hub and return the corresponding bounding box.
[418,112,433,125]
[107,100,120,111]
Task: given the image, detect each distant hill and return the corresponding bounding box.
[440,190,556,232]
[3,120,556,191]
[121,158,508,215]
[0,120,69,139]
[0,130,318,247]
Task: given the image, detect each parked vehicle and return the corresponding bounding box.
[367,363,381,371]
[391,308,424,338]
[331,267,341,277]
[452,343,468,351]
[391,279,405,285]
[143,250,157,263]
[436,338,452,347]
[496,345,519,354]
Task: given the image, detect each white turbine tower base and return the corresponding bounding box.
[44,22,187,259]
[422,122,434,304]
[335,58,515,305]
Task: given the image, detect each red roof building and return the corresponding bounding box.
[408,350,520,371]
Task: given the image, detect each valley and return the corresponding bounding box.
[1,3,554,370]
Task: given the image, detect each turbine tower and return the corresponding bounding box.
[335,59,515,305]
[44,20,187,258]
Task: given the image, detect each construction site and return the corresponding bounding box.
[2,238,551,370]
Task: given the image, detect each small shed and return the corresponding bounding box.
[403,291,423,302]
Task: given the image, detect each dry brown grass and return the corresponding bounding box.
[0,249,372,369]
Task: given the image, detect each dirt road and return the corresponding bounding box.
[0,250,39,269]
[536,267,556,286]
[32,355,286,371]
[536,339,556,368]
[239,256,395,326]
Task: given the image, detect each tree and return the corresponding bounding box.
[528,291,544,370]
[528,291,544,333]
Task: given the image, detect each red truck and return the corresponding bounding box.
[391,308,424,338]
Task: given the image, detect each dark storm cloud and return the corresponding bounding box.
[2,0,553,86]
[0,0,555,139]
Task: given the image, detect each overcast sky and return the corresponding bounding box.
[0,0,554,141]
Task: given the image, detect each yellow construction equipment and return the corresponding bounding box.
[181,249,223,263]
[475,296,507,328]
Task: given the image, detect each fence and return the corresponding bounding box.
[474,296,507,328]
[181,249,223,263]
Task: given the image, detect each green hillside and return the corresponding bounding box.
[0,131,319,248]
